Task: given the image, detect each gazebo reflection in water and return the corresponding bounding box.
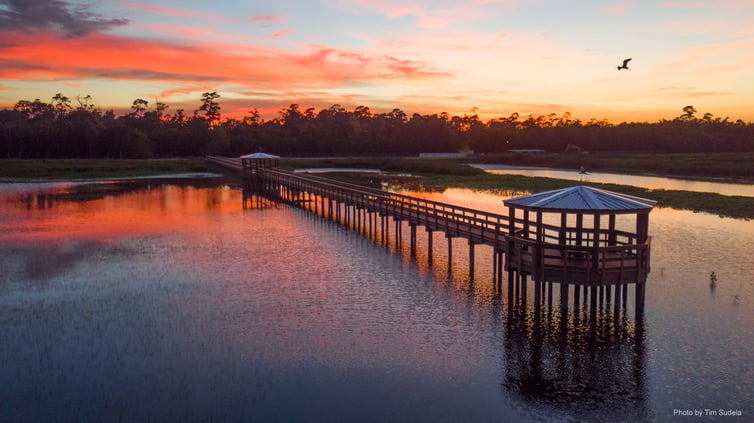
[501,185,654,419]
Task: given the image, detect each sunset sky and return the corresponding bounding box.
[1,0,753,123]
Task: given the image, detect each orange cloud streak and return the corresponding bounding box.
[0,31,446,92]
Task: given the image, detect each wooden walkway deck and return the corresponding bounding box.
[206,156,651,287]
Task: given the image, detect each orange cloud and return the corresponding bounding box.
[0,30,447,104]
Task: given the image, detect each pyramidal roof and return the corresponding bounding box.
[240,152,280,159]
[504,185,656,213]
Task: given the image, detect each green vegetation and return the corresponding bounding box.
[281,157,482,177]
[0,158,212,180]
[475,152,754,181]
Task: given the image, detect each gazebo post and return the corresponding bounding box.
[507,206,516,235]
[592,212,601,271]
[636,212,649,244]
[536,210,544,281]
[507,205,516,271]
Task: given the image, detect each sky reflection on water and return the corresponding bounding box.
[473,164,754,197]
[0,180,752,422]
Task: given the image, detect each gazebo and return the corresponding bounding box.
[240,152,280,176]
[502,185,656,286]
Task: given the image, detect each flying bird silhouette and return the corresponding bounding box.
[617,58,632,70]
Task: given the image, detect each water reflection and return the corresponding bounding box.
[474,164,754,197]
[502,280,647,421]
[250,183,653,421]
[1,180,752,421]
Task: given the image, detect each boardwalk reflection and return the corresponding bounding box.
[503,279,647,419]
[242,189,282,209]
[246,186,649,419]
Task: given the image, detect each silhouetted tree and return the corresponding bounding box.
[51,93,71,117]
[199,91,221,124]
[130,98,148,117]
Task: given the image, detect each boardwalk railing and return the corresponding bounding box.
[262,168,512,248]
[206,156,651,286]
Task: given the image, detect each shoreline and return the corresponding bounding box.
[470,163,754,185]
[0,172,224,184]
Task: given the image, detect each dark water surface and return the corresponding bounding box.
[1,180,751,422]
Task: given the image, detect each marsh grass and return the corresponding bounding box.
[474,152,754,181]
[0,158,212,179]
[281,157,482,176]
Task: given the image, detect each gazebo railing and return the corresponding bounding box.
[507,232,651,285]
[510,223,638,248]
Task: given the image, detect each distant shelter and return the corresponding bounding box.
[240,152,280,176]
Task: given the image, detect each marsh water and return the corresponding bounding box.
[473,164,754,197]
[0,177,752,422]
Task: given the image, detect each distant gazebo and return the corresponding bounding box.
[502,185,656,286]
[240,152,280,176]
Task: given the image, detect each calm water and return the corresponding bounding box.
[0,179,752,422]
[473,164,754,197]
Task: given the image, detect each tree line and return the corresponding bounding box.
[1,93,752,159]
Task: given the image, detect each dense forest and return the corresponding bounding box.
[1,92,752,159]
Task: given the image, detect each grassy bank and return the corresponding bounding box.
[280,157,482,177]
[473,151,754,182]
[0,158,214,180]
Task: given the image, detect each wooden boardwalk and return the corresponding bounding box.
[206,156,651,288]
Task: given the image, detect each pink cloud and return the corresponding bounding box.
[339,0,448,28]
[660,2,709,7]
[342,0,517,23]
[142,23,219,38]
[120,2,194,18]
[119,2,225,22]
[249,15,285,23]
[267,29,292,38]
[605,2,635,15]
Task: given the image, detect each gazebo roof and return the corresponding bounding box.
[503,185,656,213]
[240,152,280,159]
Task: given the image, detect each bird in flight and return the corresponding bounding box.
[617,58,632,70]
